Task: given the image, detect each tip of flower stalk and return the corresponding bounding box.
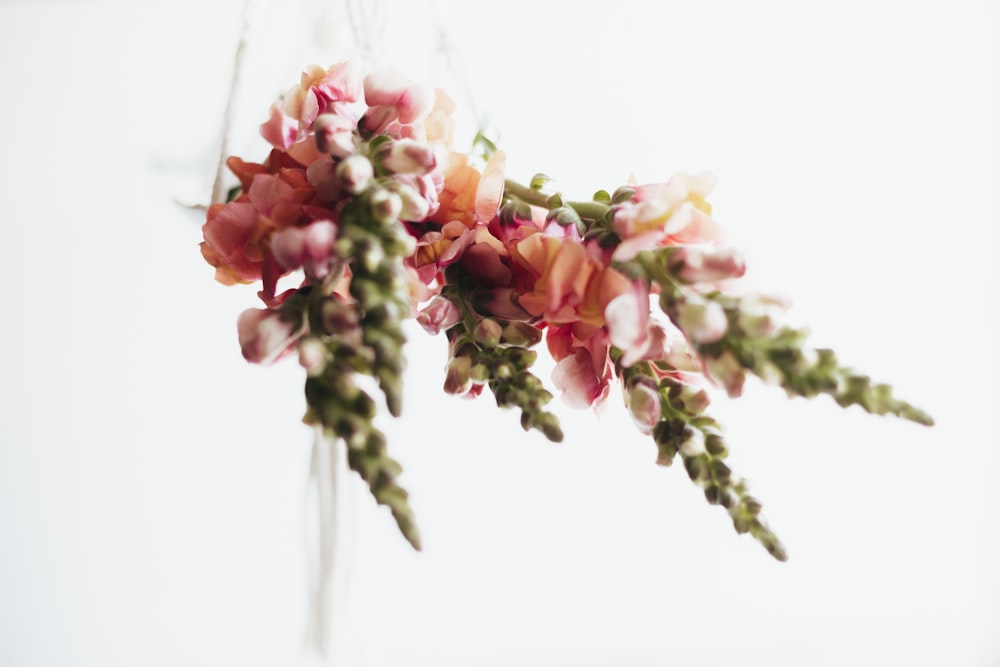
[906,407,935,427]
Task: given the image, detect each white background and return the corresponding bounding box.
[0,0,997,665]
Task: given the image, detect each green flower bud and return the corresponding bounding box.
[500,321,543,347]
[505,347,537,371]
[493,361,514,380]
[320,299,360,335]
[298,337,328,377]
[370,188,403,223]
[546,206,582,228]
[530,173,553,190]
[469,363,491,382]
[444,356,472,395]
[473,318,503,348]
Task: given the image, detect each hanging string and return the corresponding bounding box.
[345,0,387,68]
[211,0,256,205]
[427,0,485,130]
[306,8,390,661]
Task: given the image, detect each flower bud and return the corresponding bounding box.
[626,377,662,434]
[670,246,746,284]
[370,188,403,223]
[472,318,503,348]
[469,363,491,382]
[380,139,437,176]
[396,182,431,221]
[675,298,728,344]
[383,226,416,257]
[237,307,302,365]
[270,220,337,281]
[736,293,788,337]
[493,361,514,380]
[298,337,328,377]
[704,350,746,398]
[313,112,356,158]
[500,321,543,346]
[444,356,472,394]
[679,428,706,457]
[336,155,373,194]
[505,347,537,371]
[320,299,359,335]
[360,241,385,273]
[666,381,711,414]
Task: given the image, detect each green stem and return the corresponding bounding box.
[504,178,611,222]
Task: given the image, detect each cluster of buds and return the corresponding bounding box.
[639,367,787,561]
[436,290,563,443]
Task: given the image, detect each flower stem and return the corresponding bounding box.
[504,179,611,222]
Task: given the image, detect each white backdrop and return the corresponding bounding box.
[0,1,998,665]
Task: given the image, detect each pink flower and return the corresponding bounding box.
[269,220,338,281]
[416,296,462,335]
[479,288,533,321]
[611,172,725,262]
[393,174,440,221]
[670,246,746,284]
[604,286,705,369]
[237,308,303,364]
[552,347,608,409]
[288,62,362,118]
[201,156,325,295]
[459,235,511,287]
[547,327,615,410]
[260,103,299,152]
[364,69,435,133]
[200,201,260,285]
[261,62,362,150]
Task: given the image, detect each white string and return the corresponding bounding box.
[211,0,256,205]
[427,0,485,130]
[306,428,345,658]
[345,0,387,68]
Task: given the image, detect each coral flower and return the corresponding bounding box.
[201,166,323,293]
[427,153,482,229]
[512,234,631,329]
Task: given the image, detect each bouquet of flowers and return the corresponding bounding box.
[200,60,932,560]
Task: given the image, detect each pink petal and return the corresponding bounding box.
[260,103,297,150]
[248,173,294,216]
[475,150,506,222]
[237,308,301,365]
[552,348,601,409]
[417,296,462,335]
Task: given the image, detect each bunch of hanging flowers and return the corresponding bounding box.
[200,60,932,560]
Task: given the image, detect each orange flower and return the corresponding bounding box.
[427,152,481,229]
[511,234,631,329]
